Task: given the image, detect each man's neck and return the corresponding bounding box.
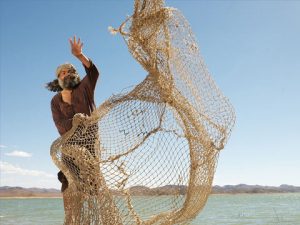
[61,89,72,94]
[61,89,72,105]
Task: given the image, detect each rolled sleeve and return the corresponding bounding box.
[82,58,99,91]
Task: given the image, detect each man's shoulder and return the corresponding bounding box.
[51,93,61,104]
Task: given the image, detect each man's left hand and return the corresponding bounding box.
[69,36,83,57]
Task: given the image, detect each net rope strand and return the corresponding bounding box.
[50,0,235,224]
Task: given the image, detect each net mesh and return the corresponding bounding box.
[50,0,235,224]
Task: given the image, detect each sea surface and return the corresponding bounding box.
[0,193,299,225]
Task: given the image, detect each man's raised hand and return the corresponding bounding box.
[69,36,83,57]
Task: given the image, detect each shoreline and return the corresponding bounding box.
[0,196,62,199]
[1,192,299,199]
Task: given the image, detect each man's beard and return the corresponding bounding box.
[58,73,81,90]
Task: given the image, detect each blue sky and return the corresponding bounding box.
[0,0,299,189]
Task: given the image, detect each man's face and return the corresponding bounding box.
[58,68,76,80]
[58,67,80,90]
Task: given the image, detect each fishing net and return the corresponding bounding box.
[50,0,235,224]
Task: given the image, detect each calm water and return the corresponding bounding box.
[0,193,299,225]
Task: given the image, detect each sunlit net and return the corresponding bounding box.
[50,0,235,224]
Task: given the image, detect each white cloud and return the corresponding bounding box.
[5,150,32,158]
[0,161,55,178]
[0,145,7,148]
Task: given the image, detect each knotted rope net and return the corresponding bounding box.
[50,0,235,224]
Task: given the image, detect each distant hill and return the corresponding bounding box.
[128,184,300,195]
[211,184,300,194]
[0,186,61,198]
[1,184,299,197]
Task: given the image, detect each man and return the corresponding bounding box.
[46,36,99,192]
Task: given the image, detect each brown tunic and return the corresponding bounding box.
[51,59,99,136]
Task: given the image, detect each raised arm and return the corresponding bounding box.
[69,36,91,68]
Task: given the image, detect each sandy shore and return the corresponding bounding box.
[0,196,62,199]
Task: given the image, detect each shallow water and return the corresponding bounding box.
[0,193,299,225]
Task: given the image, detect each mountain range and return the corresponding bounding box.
[1,184,299,197]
